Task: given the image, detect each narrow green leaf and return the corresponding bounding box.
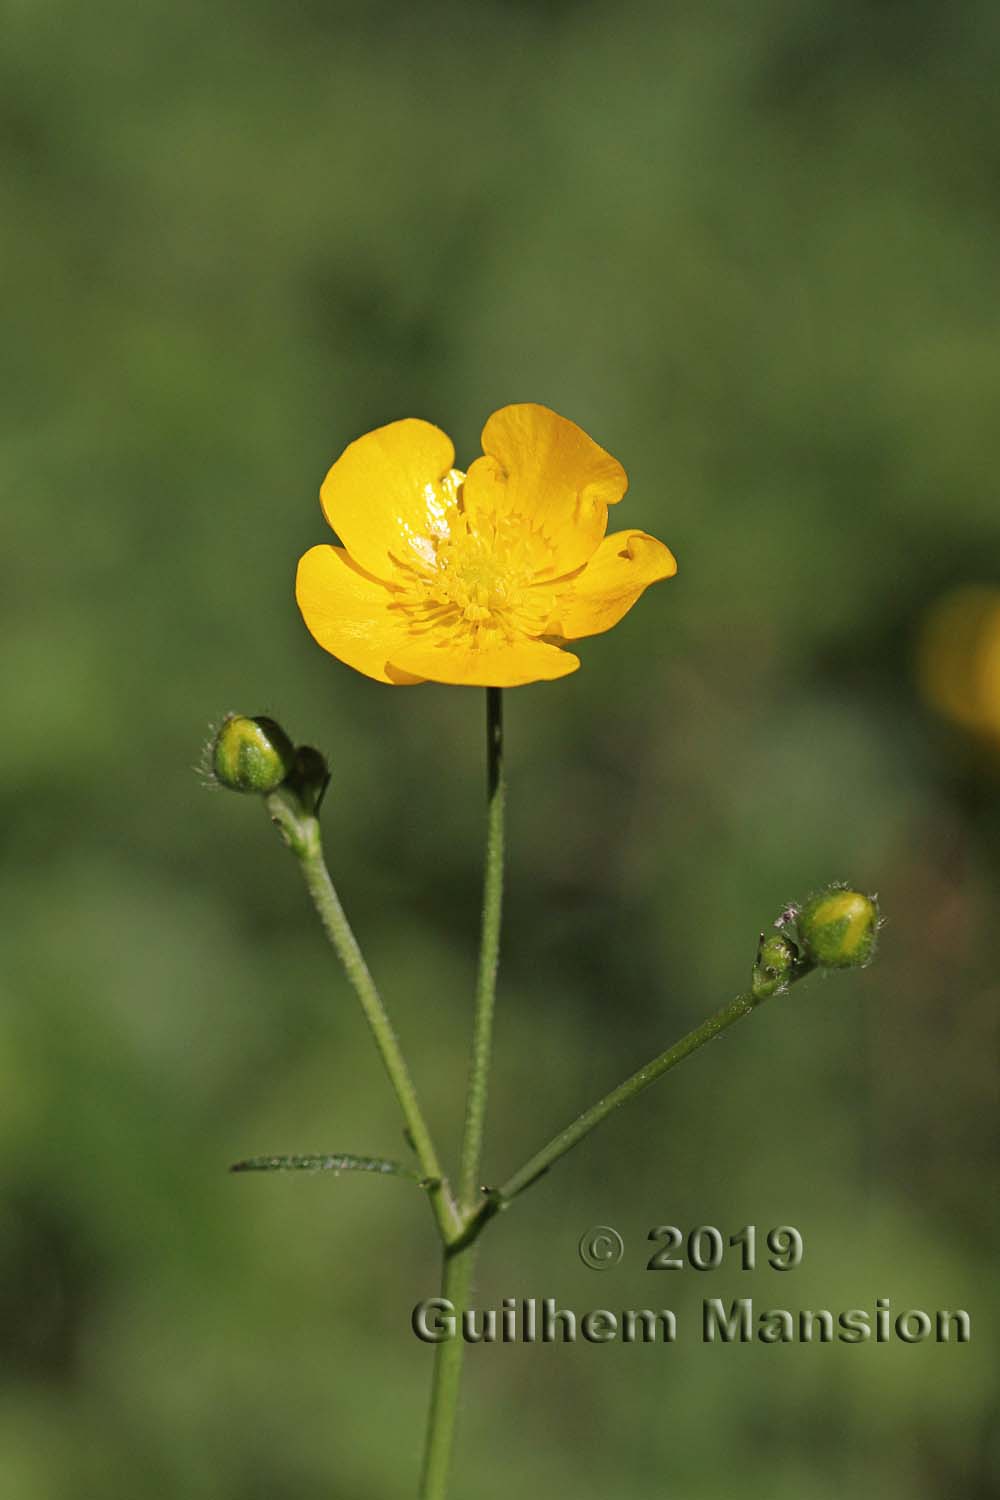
[229,1152,420,1179]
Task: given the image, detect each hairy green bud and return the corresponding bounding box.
[211,714,295,795]
[752,932,799,999]
[798,886,879,970]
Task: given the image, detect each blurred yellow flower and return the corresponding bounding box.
[296,403,676,687]
[918,586,1000,744]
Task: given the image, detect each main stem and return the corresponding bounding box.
[420,688,505,1500]
[418,1238,479,1500]
[277,803,461,1244]
[458,687,505,1208]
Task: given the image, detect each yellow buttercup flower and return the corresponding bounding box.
[918,586,1000,744]
[296,402,677,687]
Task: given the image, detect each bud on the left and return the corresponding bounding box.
[752,932,799,1000]
[211,714,296,795]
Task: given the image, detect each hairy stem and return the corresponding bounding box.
[493,971,813,1210]
[418,1238,479,1500]
[458,687,505,1209]
[268,792,461,1244]
[419,688,506,1498]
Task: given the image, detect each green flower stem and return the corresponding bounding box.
[267,790,461,1245]
[419,689,505,1499]
[418,1237,479,1500]
[458,687,505,1209]
[492,968,814,1210]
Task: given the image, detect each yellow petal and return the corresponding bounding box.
[465,404,628,579]
[319,419,458,581]
[295,545,425,685]
[546,530,677,640]
[388,634,579,688]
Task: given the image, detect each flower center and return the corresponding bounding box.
[389,472,556,650]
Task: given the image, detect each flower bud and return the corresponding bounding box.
[798,886,879,970]
[211,714,295,795]
[752,932,798,1000]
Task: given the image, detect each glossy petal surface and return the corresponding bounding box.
[319,418,457,580]
[388,634,579,687]
[472,403,628,577]
[296,545,425,684]
[548,530,678,640]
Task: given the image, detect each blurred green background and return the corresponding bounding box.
[3,1,998,1495]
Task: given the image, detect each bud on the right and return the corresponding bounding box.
[798,886,879,970]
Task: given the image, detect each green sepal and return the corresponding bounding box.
[752,931,799,999]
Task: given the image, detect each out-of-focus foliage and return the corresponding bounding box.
[2,2,998,1496]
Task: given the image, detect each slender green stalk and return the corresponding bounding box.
[493,972,812,1209]
[418,689,506,1499]
[458,687,505,1208]
[418,1238,479,1500]
[268,793,461,1244]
